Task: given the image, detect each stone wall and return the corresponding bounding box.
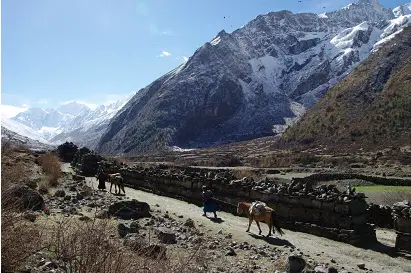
[392,201,411,259]
[294,173,411,186]
[120,166,376,246]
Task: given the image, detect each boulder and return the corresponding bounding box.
[54,189,66,198]
[184,218,195,228]
[225,247,237,256]
[130,221,139,233]
[124,234,167,259]
[76,193,84,200]
[95,210,110,219]
[287,255,306,273]
[155,227,177,244]
[118,223,130,238]
[23,212,37,222]
[6,185,45,211]
[108,199,151,220]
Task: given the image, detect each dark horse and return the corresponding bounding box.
[237,202,284,237]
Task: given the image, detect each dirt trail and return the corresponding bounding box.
[67,165,411,273]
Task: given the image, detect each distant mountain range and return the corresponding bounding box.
[96,0,411,155]
[1,94,132,149]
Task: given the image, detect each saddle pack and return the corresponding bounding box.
[249,201,266,215]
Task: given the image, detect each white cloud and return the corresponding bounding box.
[159,51,172,57]
[1,105,28,119]
[183,56,189,61]
[160,31,173,36]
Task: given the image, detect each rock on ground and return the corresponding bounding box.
[108,199,151,220]
[6,185,45,211]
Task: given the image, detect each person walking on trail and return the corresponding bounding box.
[97,170,107,190]
[202,186,218,218]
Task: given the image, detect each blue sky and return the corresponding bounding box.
[1,0,407,109]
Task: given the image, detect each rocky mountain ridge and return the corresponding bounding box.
[97,0,411,155]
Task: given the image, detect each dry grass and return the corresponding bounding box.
[1,153,46,271]
[47,217,139,273]
[1,212,46,272]
[231,168,264,180]
[38,154,61,187]
[44,216,204,273]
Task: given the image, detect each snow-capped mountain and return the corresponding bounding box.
[7,95,133,148]
[49,97,132,148]
[56,101,90,116]
[13,104,81,131]
[393,2,411,17]
[97,0,411,155]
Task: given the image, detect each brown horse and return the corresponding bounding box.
[237,202,284,237]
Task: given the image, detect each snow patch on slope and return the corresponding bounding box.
[331,22,369,49]
[170,146,196,152]
[249,55,284,92]
[318,13,328,18]
[373,15,411,50]
[210,36,221,46]
[272,102,306,134]
[342,3,354,10]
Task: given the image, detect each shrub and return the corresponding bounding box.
[38,154,61,186]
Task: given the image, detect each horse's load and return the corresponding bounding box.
[250,201,266,215]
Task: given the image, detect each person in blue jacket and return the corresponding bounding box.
[202,185,218,218]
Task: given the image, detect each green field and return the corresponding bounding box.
[354,185,411,205]
[355,185,411,193]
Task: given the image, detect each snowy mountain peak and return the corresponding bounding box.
[393,3,411,17]
[57,101,91,116]
[325,0,393,27]
[358,0,382,7]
